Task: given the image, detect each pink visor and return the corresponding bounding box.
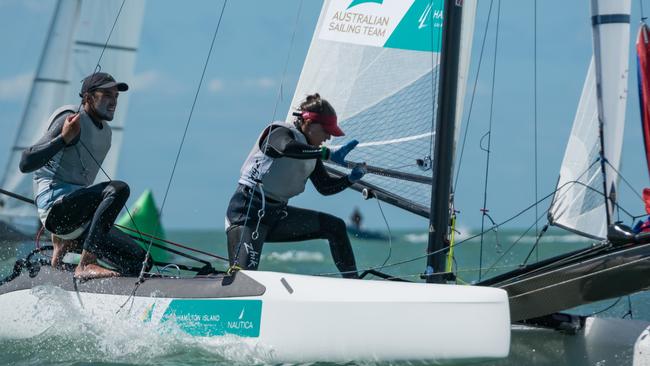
[302,111,345,137]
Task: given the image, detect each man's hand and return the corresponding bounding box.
[62,113,80,145]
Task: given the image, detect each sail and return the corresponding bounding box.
[0,0,81,224]
[637,23,650,178]
[287,0,476,218]
[0,0,145,226]
[549,0,630,239]
[68,1,146,182]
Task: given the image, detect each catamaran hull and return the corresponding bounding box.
[0,268,510,363]
[481,242,650,321]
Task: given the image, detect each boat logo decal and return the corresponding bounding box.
[319,0,443,53]
[161,299,262,337]
[347,0,384,9]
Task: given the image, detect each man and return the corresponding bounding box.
[226,93,365,278]
[20,72,147,279]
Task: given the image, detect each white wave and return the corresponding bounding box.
[403,227,474,244]
[2,285,280,365]
[403,233,428,244]
[263,250,325,263]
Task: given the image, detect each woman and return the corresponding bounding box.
[226,94,365,278]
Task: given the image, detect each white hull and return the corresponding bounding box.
[0,270,510,363]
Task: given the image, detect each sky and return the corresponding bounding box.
[0,0,649,233]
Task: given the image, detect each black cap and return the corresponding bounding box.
[79,72,128,97]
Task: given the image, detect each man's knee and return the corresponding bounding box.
[103,181,130,204]
[110,180,130,198]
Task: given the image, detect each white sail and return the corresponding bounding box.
[287,0,476,215]
[549,0,630,239]
[0,0,81,224]
[68,1,146,181]
[0,0,145,226]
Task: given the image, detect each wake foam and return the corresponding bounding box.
[0,285,278,365]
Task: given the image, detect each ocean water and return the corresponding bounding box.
[0,228,648,366]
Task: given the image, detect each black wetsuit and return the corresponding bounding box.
[20,108,148,275]
[226,125,358,278]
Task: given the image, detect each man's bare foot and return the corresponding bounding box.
[51,235,80,269]
[74,263,120,280]
[74,249,120,280]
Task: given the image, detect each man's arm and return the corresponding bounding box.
[309,159,352,196]
[19,113,80,173]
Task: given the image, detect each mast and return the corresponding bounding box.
[426,0,464,283]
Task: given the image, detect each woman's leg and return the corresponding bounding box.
[266,206,358,278]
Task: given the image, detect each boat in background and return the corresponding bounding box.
[0,0,145,235]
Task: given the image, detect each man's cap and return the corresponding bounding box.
[79,72,128,96]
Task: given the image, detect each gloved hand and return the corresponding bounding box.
[348,163,367,183]
[328,139,359,165]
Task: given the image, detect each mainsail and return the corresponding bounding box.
[549,0,630,239]
[0,0,145,227]
[68,1,145,180]
[287,0,476,218]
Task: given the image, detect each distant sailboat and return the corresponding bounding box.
[0,0,145,234]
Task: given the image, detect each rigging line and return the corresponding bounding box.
[453,0,496,191]
[93,0,127,73]
[137,0,229,280]
[548,157,601,210]
[429,0,443,153]
[533,0,539,263]
[483,209,546,278]
[376,199,393,268]
[478,0,501,282]
[641,0,646,21]
[318,194,555,277]
[624,295,635,319]
[521,222,548,266]
[66,1,151,250]
[114,224,228,261]
[77,142,146,247]
[603,160,644,202]
[554,179,638,222]
[588,297,622,316]
[317,178,590,277]
[269,0,304,123]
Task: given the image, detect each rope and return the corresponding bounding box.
[454,0,496,190]
[315,178,587,279]
[641,0,646,21]
[478,0,501,281]
[269,0,304,123]
[113,224,228,262]
[533,0,539,263]
[231,1,308,273]
[376,199,393,268]
[428,0,443,154]
[136,0,230,283]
